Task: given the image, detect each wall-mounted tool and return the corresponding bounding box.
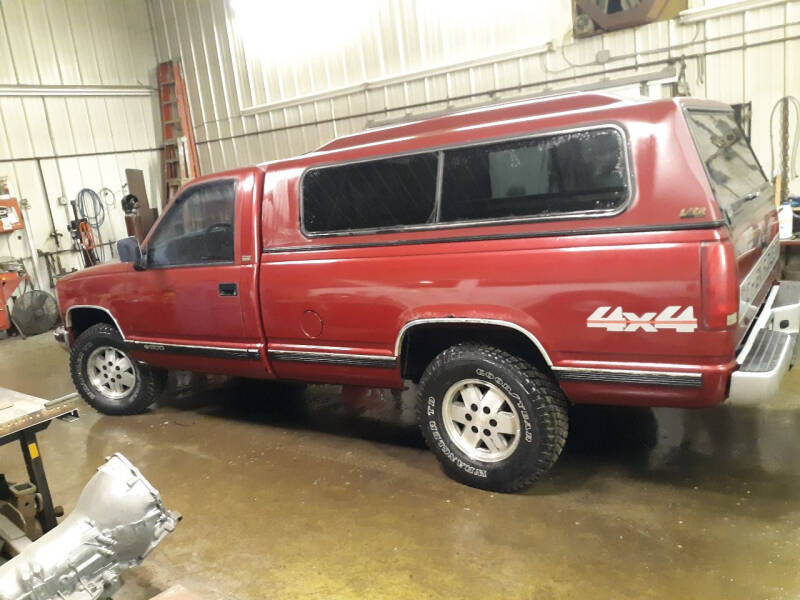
[99,187,118,254]
[38,249,71,290]
[76,188,107,262]
[770,96,800,207]
[67,200,98,268]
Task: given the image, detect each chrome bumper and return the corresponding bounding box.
[53,325,70,352]
[728,281,800,404]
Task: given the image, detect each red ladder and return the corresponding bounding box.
[157,60,200,203]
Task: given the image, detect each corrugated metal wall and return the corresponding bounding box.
[149,0,800,189]
[3,0,799,293]
[0,0,161,290]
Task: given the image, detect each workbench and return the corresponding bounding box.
[0,388,79,533]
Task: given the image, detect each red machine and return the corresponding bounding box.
[54,93,797,492]
[0,270,25,334]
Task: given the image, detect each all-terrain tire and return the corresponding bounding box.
[69,323,165,415]
[417,343,568,492]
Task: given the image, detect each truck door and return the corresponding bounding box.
[121,175,265,375]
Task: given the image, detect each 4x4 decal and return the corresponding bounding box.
[587,306,698,333]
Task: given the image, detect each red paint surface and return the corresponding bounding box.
[55,94,779,407]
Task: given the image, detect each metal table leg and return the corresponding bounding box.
[18,430,58,532]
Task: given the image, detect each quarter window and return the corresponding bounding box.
[685,110,767,212]
[440,129,627,223]
[147,180,236,267]
[302,153,438,233]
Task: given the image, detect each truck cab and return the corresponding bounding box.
[55,93,800,492]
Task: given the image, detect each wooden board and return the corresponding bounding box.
[125,169,151,211]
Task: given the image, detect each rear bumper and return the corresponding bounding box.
[728,281,800,404]
[54,325,70,352]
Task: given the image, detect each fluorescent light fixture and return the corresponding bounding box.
[679,0,787,23]
[0,85,154,97]
[230,0,373,62]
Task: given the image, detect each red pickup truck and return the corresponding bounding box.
[54,93,800,492]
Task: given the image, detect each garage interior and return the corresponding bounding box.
[2,1,800,599]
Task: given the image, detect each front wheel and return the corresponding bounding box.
[69,323,165,415]
[417,344,568,492]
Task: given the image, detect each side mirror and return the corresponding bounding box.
[117,237,145,270]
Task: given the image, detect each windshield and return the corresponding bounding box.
[685,110,767,212]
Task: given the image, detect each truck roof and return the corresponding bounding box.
[316,92,630,154]
[253,92,732,168]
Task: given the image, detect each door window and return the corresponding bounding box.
[147,180,236,267]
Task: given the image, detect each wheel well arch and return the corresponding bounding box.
[67,306,123,339]
[397,319,551,382]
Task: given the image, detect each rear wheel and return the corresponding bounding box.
[70,323,165,415]
[417,344,568,492]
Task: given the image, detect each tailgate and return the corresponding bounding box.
[685,109,779,344]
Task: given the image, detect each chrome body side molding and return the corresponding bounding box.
[552,366,703,388]
[393,317,553,366]
[128,341,261,360]
[267,349,397,368]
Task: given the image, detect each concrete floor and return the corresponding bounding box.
[1,333,800,599]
